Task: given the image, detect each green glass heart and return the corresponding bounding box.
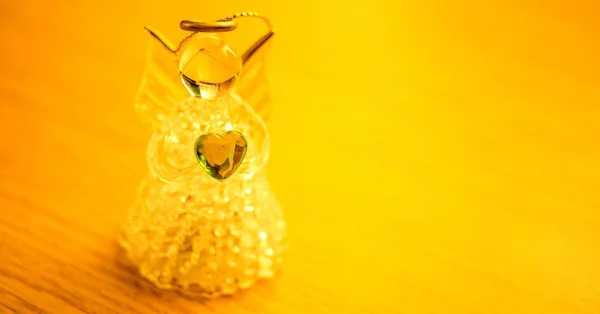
[194,131,247,180]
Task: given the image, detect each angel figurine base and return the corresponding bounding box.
[120,169,285,296]
[119,13,286,297]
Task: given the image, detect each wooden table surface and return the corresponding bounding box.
[1,1,599,313]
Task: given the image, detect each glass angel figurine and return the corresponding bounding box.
[119,13,286,297]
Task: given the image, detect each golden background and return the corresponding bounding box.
[1,0,599,313]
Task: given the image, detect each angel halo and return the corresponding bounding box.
[119,13,286,297]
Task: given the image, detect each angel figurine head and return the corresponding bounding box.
[120,13,286,297]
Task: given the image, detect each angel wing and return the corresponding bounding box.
[134,29,190,129]
[234,31,275,122]
[135,28,275,129]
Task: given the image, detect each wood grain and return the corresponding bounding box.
[1,0,599,313]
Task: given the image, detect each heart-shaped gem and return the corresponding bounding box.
[194,131,247,180]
